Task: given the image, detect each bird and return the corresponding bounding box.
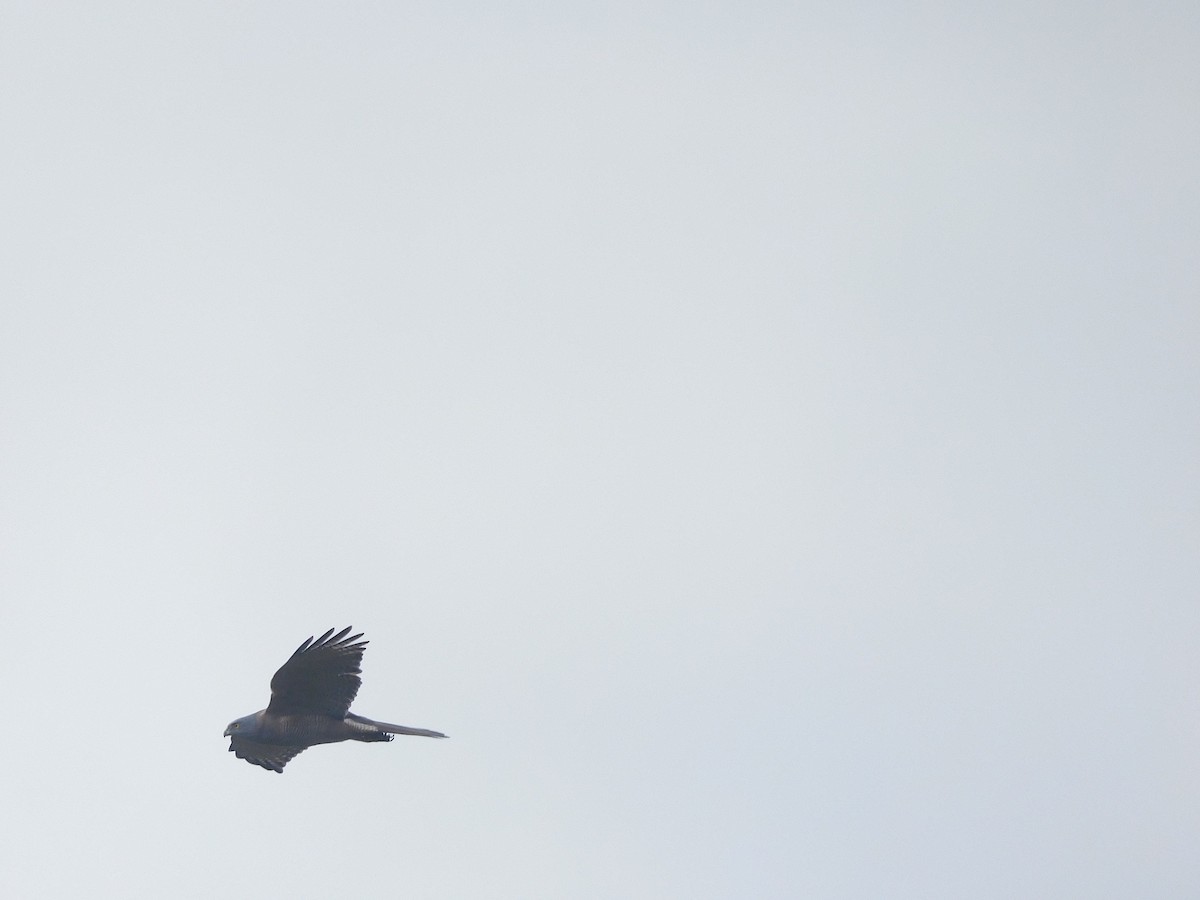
[224,626,446,773]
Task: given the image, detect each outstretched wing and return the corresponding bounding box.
[228,737,307,773]
[266,626,367,717]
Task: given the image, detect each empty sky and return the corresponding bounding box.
[2,2,1197,897]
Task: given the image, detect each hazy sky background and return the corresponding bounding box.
[2,2,1197,897]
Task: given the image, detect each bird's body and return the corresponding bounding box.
[224,627,446,773]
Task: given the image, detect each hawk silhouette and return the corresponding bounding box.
[224,627,446,773]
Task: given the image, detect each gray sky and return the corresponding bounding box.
[2,2,1197,897]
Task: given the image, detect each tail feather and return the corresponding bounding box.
[348,712,447,739]
[379,723,448,739]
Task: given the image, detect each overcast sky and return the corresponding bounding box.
[2,2,1197,898]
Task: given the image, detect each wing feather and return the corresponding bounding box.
[266,626,367,717]
[228,737,307,773]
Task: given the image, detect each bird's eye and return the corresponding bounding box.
[232,723,239,729]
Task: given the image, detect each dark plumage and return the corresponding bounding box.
[224,627,446,773]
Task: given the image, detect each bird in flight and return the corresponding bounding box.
[224,626,446,773]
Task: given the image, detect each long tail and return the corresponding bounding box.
[348,712,447,739]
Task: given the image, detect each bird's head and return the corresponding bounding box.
[224,714,259,738]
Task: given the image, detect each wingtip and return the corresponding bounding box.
[294,626,365,657]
